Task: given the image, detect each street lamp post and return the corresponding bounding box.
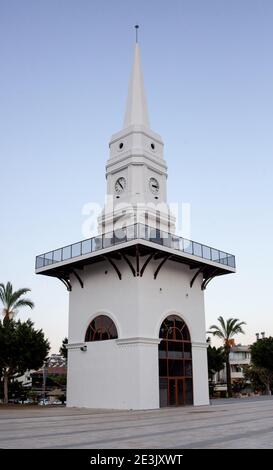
[42,362,47,404]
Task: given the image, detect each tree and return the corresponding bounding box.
[0,282,34,321]
[47,374,67,387]
[0,319,50,404]
[207,345,225,381]
[208,316,246,397]
[59,337,68,360]
[243,364,268,394]
[250,337,273,395]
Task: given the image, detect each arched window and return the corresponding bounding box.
[159,315,193,407]
[159,315,191,342]
[85,315,118,342]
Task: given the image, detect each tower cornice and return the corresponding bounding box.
[110,126,163,146]
[106,153,167,174]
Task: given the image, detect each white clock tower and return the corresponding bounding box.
[36,31,236,410]
[99,38,174,235]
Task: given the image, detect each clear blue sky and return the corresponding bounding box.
[1,0,272,352]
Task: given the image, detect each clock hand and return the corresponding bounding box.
[118,181,123,189]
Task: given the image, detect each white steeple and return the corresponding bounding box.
[99,28,175,235]
[123,43,150,129]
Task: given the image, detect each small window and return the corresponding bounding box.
[85,315,118,342]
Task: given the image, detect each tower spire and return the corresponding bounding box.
[123,26,150,128]
[135,24,139,43]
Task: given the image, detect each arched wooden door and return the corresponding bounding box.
[159,315,193,406]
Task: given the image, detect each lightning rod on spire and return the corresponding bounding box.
[134,25,139,43]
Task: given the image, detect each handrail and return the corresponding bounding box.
[35,224,236,270]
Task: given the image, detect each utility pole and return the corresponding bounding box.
[42,362,47,404]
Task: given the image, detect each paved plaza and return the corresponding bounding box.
[1,397,273,449]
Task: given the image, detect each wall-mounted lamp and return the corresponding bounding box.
[66,342,87,351]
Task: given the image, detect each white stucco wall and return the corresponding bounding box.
[67,340,160,409]
[67,255,209,409]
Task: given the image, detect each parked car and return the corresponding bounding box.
[38,399,50,406]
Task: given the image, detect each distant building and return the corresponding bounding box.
[31,354,67,392]
[230,345,251,382]
[213,344,251,386]
[16,371,32,388]
[45,354,66,368]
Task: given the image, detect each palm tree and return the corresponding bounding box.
[208,316,246,397]
[0,282,34,322]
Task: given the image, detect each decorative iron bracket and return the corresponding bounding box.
[103,255,122,280]
[201,268,219,290]
[140,252,156,277]
[190,267,203,288]
[154,255,172,279]
[58,277,72,292]
[72,269,84,288]
[135,245,140,276]
[119,252,136,276]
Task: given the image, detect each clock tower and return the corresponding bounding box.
[99,40,174,235]
[35,30,236,410]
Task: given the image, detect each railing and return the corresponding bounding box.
[35,223,236,270]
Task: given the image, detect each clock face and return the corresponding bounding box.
[115,177,126,194]
[149,177,159,194]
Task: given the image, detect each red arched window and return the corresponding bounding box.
[85,315,118,342]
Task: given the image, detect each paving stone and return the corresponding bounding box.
[0,397,272,449]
